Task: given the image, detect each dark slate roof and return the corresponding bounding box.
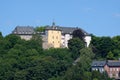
[107,60,120,67]
[45,25,89,35]
[12,26,34,35]
[92,61,106,67]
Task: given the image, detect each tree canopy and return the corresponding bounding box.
[0,32,118,80]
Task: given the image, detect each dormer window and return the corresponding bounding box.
[22,31,24,34]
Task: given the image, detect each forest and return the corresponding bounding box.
[0,30,120,80]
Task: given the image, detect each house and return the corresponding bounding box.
[104,60,120,79]
[12,26,35,40]
[91,61,106,73]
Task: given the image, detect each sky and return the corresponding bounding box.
[0,0,120,37]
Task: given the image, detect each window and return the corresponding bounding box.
[117,68,119,71]
[53,41,54,44]
[110,68,112,71]
[52,36,54,39]
[56,36,58,39]
[22,31,24,34]
[101,68,104,72]
[116,74,118,77]
[26,32,28,34]
[113,68,115,71]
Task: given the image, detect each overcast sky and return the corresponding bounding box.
[0,0,120,37]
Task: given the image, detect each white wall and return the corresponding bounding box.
[61,34,72,48]
[20,35,32,40]
[84,36,91,47]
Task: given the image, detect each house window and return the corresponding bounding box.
[53,41,54,44]
[100,68,104,72]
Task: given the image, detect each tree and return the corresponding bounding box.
[68,38,85,59]
[112,49,120,59]
[92,71,112,80]
[0,39,11,55]
[5,34,21,48]
[62,48,94,80]
[14,70,27,80]
[72,29,85,41]
[112,36,120,48]
[107,51,114,60]
[0,32,3,39]
[79,48,95,71]
[91,36,115,58]
[35,26,46,32]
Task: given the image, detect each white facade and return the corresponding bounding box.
[61,34,91,48]
[20,35,32,40]
[61,34,72,48]
[84,35,91,47]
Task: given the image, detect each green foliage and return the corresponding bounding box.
[91,35,115,59]
[0,32,3,39]
[72,29,85,41]
[79,48,95,71]
[0,33,73,80]
[5,34,21,48]
[35,26,46,32]
[107,51,114,60]
[0,32,118,80]
[91,71,112,80]
[68,38,85,59]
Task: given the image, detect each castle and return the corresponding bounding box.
[12,23,91,49]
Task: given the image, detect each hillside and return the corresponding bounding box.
[0,32,119,80]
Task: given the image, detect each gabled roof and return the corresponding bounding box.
[12,26,34,35]
[107,60,120,67]
[92,61,106,67]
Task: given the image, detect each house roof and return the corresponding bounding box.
[107,60,120,67]
[92,61,106,67]
[12,26,34,35]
